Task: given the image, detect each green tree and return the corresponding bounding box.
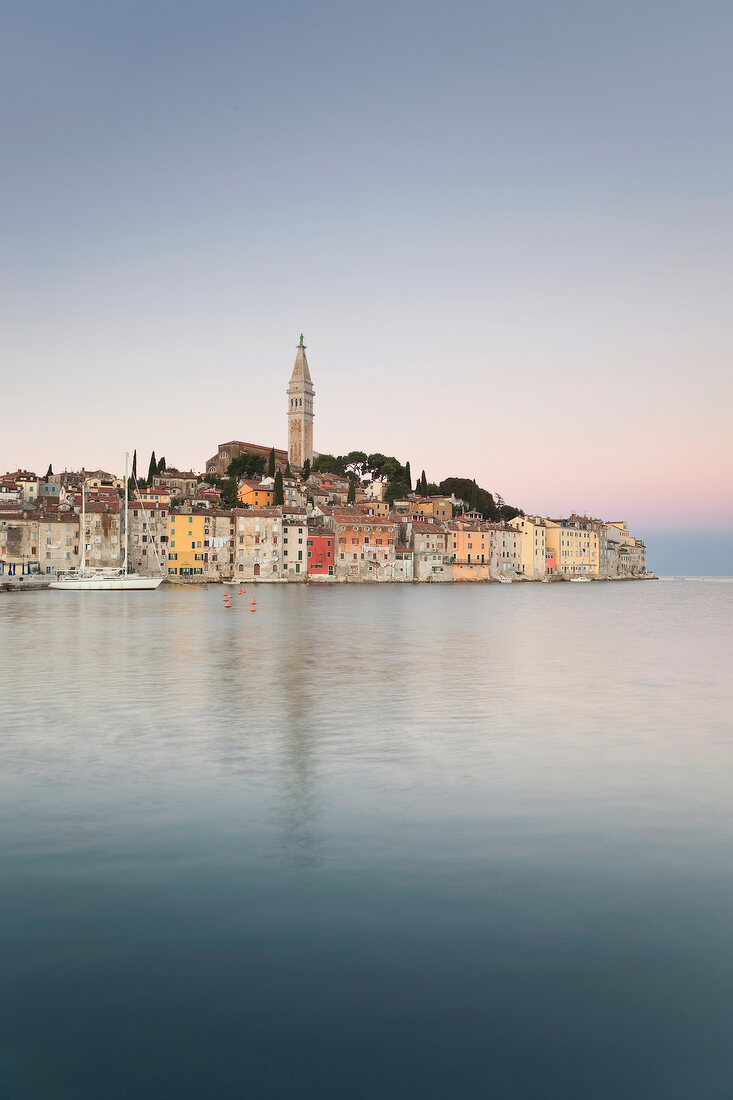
[313,453,343,474]
[347,476,356,504]
[46,463,53,478]
[131,450,137,479]
[227,454,266,480]
[219,478,239,509]
[302,457,311,481]
[147,451,157,484]
[344,451,368,479]
[157,456,166,474]
[470,479,479,510]
[385,480,410,504]
[367,453,388,477]
[268,448,276,477]
[284,461,292,479]
[274,469,284,506]
[405,461,411,491]
[420,470,427,495]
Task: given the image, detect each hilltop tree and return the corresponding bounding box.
[147,451,157,484]
[367,453,388,477]
[157,456,166,474]
[470,479,479,510]
[420,470,427,495]
[46,463,53,478]
[302,457,311,481]
[131,450,137,480]
[347,476,356,505]
[405,461,411,491]
[343,451,369,479]
[268,448,276,477]
[284,461,292,479]
[313,453,343,475]
[274,469,284,506]
[227,454,265,480]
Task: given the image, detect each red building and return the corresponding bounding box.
[306,529,335,575]
[545,548,556,576]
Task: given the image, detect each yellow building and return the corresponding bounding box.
[238,480,274,510]
[544,518,599,576]
[168,511,208,577]
[508,515,547,579]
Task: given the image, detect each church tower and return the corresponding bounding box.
[287,334,315,468]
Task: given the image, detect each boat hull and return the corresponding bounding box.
[49,576,163,590]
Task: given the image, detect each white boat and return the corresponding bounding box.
[570,576,591,583]
[498,575,512,584]
[51,571,162,591]
[50,454,163,591]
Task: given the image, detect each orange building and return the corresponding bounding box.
[331,510,398,568]
[448,523,491,564]
[237,480,274,510]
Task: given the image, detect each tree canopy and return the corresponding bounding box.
[227,453,266,480]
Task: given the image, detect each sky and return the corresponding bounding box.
[1,1,731,570]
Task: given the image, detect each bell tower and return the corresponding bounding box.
[287,334,315,468]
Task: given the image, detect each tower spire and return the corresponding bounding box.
[287,336,315,467]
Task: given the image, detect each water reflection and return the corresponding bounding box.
[1,580,732,1099]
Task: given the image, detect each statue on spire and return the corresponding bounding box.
[299,333,304,346]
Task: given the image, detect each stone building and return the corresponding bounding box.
[205,442,288,480]
[232,508,284,581]
[127,501,169,576]
[327,510,400,581]
[0,507,79,576]
[287,335,315,469]
[405,521,451,582]
[153,472,198,498]
[281,513,310,579]
[79,499,122,569]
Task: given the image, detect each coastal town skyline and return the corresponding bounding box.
[3,2,731,557]
[3,331,729,573]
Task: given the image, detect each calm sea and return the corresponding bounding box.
[1,579,732,1099]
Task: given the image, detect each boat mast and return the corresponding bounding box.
[80,480,86,571]
[124,452,129,575]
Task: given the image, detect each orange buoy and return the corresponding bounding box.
[238,588,242,595]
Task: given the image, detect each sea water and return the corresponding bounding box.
[1,579,732,1098]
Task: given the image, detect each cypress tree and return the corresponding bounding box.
[420,470,427,496]
[157,456,166,474]
[347,476,356,505]
[268,448,276,477]
[132,450,137,480]
[46,463,53,477]
[302,458,311,481]
[274,469,284,506]
[284,461,292,479]
[405,461,411,491]
[147,451,157,484]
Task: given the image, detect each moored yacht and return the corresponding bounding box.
[49,455,163,591]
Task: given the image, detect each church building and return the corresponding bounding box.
[206,336,315,478]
